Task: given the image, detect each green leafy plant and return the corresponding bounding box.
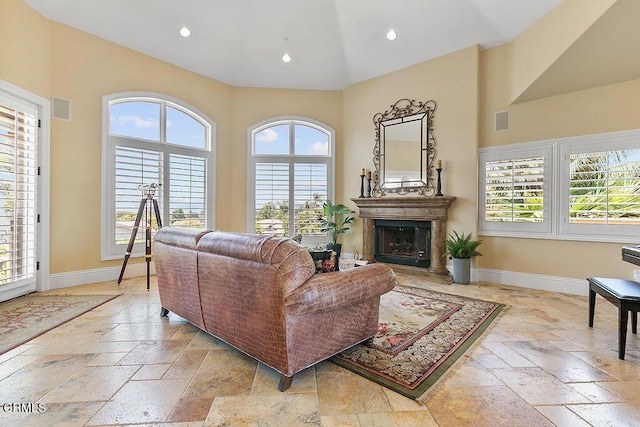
[444,230,483,259]
[319,200,355,244]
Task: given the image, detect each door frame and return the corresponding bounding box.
[0,79,50,298]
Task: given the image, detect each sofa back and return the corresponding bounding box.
[196,231,316,371]
[197,232,316,295]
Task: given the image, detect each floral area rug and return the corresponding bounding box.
[330,284,505,400]
[0,294,119,355]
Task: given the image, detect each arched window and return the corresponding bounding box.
[102,92,215,260]
[248,117,334,244]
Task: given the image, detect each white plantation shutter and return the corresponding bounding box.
[485,157,544,223]
[254,163,289,236]
[169,154,207,227]
[114,146,162,245]
[568,150,640,225]
[0,102,38,286]
[294,163,327,236]
[558,131,640,241]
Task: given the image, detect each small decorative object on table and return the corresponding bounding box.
[359,168,366,198]
[309,249,337,273]
[366,170,372,198]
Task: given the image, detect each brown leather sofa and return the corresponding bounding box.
[153,227,396,391]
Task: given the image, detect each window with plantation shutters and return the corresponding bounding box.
[567,150,640,225]
[0,100,38,288]
[559,130,640,242]
[485,157,544,223]
[479,141,552,238]
[249,118,334,244]
[480,129,640,243]
[102,93,215,260]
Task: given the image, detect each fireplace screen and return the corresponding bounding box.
[374,220,430,268]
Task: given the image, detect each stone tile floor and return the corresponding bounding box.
[1,272,639,426]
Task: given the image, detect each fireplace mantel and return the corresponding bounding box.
[351,196,456,276]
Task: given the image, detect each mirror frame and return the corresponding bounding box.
[372,98,437,197]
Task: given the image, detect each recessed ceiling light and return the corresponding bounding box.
[179,27,191,38]
[386,30,397,41]
[282,53,292,63]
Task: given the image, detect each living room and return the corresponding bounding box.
[2,0,640,425]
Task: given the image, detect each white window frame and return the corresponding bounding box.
[247,116,335,245]
[101,92,215,260]
[479,128,640,243]
[478,140,554,238]
[558,129,640,242]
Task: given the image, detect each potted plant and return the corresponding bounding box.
[444,230,482,284]
[319,200,355,269]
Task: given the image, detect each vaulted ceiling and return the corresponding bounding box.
[515,0,640,102]
[24,0,563,91]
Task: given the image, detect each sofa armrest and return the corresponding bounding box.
[285,263,396,315]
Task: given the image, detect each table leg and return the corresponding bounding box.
[588,287,596,328]
[619,307,629,360]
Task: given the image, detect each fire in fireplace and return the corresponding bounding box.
[373,219,431,268]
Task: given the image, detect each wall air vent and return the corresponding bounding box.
[494,110,509,132]
[52,97,71,121]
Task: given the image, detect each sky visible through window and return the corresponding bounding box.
[110,101,206,149]
[255,124,329,156]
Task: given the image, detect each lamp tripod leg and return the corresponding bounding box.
[117,195,163,290]
[118,198,146,284]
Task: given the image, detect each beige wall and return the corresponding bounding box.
[479,41,640,281]
[341,46,480,255]
[0,0,51,97]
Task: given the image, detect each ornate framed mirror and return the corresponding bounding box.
[372,99,437,196]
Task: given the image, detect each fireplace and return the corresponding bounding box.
[374,220,430,268]
[351,196,456,278]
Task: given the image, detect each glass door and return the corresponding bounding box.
[0,92,39,302]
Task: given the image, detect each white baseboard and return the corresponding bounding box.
[473,267,588,296]
[49,262,155,290]
[46,261,587,297]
